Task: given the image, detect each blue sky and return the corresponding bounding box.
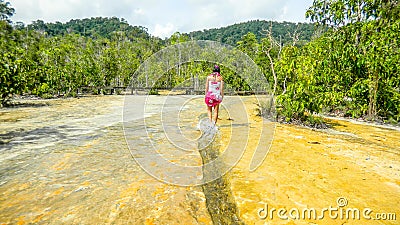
[9,0,313,38]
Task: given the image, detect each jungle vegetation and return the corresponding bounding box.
[1,0,399,124]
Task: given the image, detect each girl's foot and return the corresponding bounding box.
[212,120,218,130]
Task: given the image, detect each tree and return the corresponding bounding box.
[0,1,21,106]
[305,0,400,121]
[306,0,399,27]
[237,32,258,59]
[0,0,14,23]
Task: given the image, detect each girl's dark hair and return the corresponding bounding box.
[213,65,220,73]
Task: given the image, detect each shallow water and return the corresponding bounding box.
[198,127,245,225]
[0,95,399,225]
[0,96,213,224]
[226,109,400,224]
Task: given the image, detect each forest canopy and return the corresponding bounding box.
[1,0,399,125]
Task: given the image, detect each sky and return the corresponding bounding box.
[8,0,314,38]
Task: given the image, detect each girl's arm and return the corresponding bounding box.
[205,77,209,95]
[220,80,224,98]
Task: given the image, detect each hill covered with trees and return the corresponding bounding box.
[187,20,317,46]
[21,17,152,40]
[15,17,151,38]
[17,16,316,46]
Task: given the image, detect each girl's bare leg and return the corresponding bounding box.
[207,106,213,122]
[213,104,219,124]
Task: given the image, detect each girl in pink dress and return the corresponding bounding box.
[205,65,224,126]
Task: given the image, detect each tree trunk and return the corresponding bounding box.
[266,52,278,97]
[368,72,379,120]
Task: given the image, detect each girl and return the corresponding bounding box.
[205,65,224,127]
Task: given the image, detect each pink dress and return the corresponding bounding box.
[205,73,223,107]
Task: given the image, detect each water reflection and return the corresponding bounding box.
[198,120,245,225]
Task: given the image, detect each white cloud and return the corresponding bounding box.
[8,0,313,38]
[134,8,144,15]
[153,23,176,38]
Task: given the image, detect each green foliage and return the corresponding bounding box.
[237,32,258,59]
[0,21,24,106]
[0,1,19,105]
[188,20,316,46]
[168,32,190,45]
[1,5,398,125]
[281,0,400,123]
[253,0,399,124]
[25,17,152,40]
[0,15,164,103]
[148,89,159,95]
[0,0,14,23]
